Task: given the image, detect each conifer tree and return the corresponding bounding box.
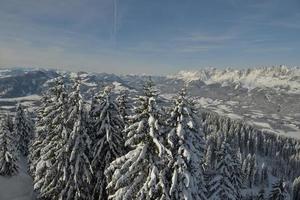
[116,91,130,125]
[249,155,257,188]
[268,179,289,200]
[89,86,125,200]
[35,78,93,199]
[14,103,33,156]
[254,162,260,186]
[0,114,19,176]
[29,87,54,175]
[58,79,93,200]
[5,113,14,133]
[243,154,257,188]
[257,188,266,200]
[32,77,70,199]
[205,133,217,170]
[105,79,170,200]
[292,176,300,200]
[167,89,207,200]
[208,141,240,200]
[231,147,243,198]
[242,155,251,179]
[261,163,269,187]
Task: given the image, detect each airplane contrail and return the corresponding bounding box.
[112,0,118,44]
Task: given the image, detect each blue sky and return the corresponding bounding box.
[0,0,299,74]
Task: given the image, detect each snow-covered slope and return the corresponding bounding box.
[171,65,300,93]
[0,157,34,200]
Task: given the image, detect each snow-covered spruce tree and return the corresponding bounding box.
[105,79,170,200]
[89,86,125,200]
[230,147,243,199]
[31,77,70,198]
[242,154,257,188]
[0,114,19,176]
[242,154,250,180]
[14,103,33,156]
[250,155,258,188]
[205,133,217,171]
[35,78,93,200]
[254,161,260,186]
[5,113,14,133]
[208,141,241,200]
[167,89,207,200]
[268,179,289,200]
[261,163,269,187]
[57,79,93,200]
[257,188,266,200]
[116,91,130,125]
[26,110,35,138]
[292,176,300,200]
[28,87,55,175]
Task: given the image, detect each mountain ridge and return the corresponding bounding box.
[0,66,299,139]
[170,65,300,93]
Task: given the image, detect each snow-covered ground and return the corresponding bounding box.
[193,96,300,139]
[0,157,34,200]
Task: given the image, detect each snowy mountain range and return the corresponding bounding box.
[171,65,300,93]
[0,66,299,139]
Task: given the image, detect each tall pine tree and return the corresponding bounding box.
[29,83,56,175]
[14,103,33,156]
[257,188,266,200]
[116,91,130,125]
[32,77,70,199]
[58,78,93,200]
[34,77,93,199]
[89,86,125,200]
[208,141,241,200]
[105,79,170,200]
[261,163,269,187]
[230,147,243,199]
[268,179,289,200]
[292,176,300,200]
[167,89,207,200]
[0,114,19,176]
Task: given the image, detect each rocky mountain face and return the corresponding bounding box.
[0,66,299,138]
